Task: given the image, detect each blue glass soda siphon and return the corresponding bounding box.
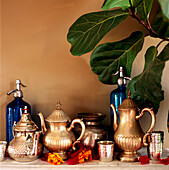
[110,67,130,126]
[6,80,31,143]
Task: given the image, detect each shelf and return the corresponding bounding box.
[0,147,169,170]
[1,158,169,170]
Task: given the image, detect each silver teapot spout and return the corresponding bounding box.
[31,131,41,156]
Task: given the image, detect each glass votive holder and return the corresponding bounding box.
[97,141,114,162]
[0,141,7,161]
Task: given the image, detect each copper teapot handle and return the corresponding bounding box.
[67,118,85,150]
[136,108,155,146]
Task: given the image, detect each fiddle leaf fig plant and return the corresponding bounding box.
[67,9,129,55]
[90,31,144,84]
[67,0,169,114]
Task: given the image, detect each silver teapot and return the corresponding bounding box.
[38,101,85,160]
[8,106,41,162]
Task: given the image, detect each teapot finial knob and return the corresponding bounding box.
[23,106,29,113]
[56,100,62,110]
[128,90,131,99]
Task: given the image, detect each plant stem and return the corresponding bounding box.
[129,5,169,42]
[156,40,165,48]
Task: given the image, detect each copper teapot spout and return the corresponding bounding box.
[110,104,118,131]
[38,112,47,134]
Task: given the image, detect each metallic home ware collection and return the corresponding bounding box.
[1,79,166,164]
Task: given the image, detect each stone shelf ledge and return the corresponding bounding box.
[0,158,169,170]
[0,147,169,170]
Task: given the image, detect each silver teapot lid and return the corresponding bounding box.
[14,106,38,131]
[46,101,70,122]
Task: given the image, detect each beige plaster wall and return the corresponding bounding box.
[0,0,169,147]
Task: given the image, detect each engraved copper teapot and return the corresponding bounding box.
[38,101,85,160]
[110,92,155,162]
[8,106,41,162]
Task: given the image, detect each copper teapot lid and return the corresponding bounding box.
[14,106,38,131]
[117,91,137,110]
[46,101,70,122]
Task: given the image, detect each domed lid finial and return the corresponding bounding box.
[117,90,137,110]
[56,100,62,110]
[46,100,70,122]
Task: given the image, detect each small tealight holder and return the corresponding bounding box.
[0,141,7,161]
[97,141,114,162]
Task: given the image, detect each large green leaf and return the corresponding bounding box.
[102,0,130,10]
[152,9,169,38]
[127,44,169,113]
[102,0,142,10]
[90,31,144,84]
[158,0,169,20]
[67,9,129,56]
[136,0,153,21]
[131,0,142,7]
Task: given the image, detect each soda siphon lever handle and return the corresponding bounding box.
[124,77,131,81]
[7,89,18,95]
[112,66,124,76]
[7,80,27,97]
[112,67,131,85]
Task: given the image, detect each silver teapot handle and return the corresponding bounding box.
[136,108,155,146]
[67,118,85,150]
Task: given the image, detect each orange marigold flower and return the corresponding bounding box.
[47,152,65,165]
[76,149,92,163]
[83,150,92,160]
[78,158,85,163]
[66,145,93,165]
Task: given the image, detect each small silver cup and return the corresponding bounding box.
[0,141,7,161]
[148,131,164,161]
[98,141,114,162]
